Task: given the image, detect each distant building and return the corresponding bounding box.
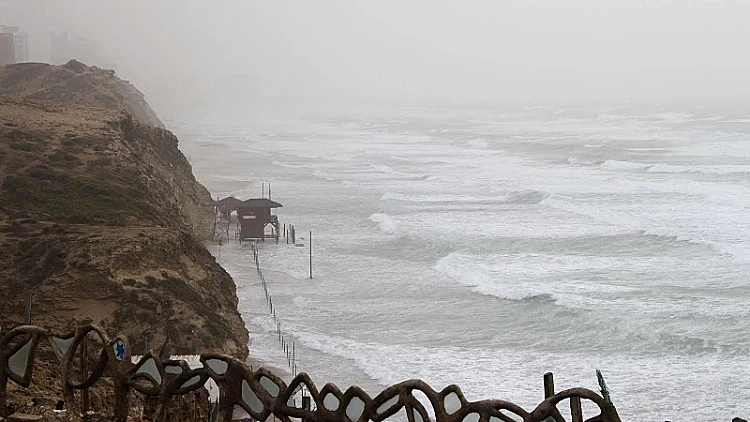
[0,33,14,66]
[50,31,100,67]
[0,25,29,65]
[49,32,67,64]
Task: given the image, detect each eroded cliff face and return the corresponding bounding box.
[0,62,248,359]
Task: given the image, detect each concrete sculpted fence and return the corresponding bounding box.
[1,324,622,422]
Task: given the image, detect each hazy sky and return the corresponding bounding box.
[2,0,749,116]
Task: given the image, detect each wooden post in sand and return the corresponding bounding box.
[570,396,583,422]
[544,372,555,398]
[302,396,311,422]
[81,334,90,413]
[309,231,313,280]
[25,290,32,324]
[212,196,218,240]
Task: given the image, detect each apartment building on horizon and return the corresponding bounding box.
[0,25,29,65]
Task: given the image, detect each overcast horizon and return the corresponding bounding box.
[2,0,750,117]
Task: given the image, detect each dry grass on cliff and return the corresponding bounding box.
[0,60,250,359]
[0,97,247,353]
[0,63,250,417]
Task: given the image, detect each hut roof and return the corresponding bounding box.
[216,196,244,210]
[240,198,283,208]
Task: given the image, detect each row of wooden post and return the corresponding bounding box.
[262,182,272,200]
[212,197,219,240]
[544,372,583,422]
[253,221,315,407]
[283,223,296,245]
[252,243,300,379]
[282,223,313,280]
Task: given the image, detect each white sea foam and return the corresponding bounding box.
[566,156,601,166]
[467,139,489,149]
[648,112,694,123]
[599,159,650,171]
[647,163,750,175]
[431,252,750,326]
[433,252,639,306]
[248,310,750,421]
[312,170,340,182]
[627,147,671,152]
[540,193,750,263]
[379,192,511,203]
[185,104,750,422]
[369,213,398,234]
[372,165,394,174]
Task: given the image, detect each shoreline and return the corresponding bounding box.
[209,238,394,401]
[209,242,297,380]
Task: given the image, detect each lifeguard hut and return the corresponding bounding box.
[237,198,282,242]
[216,196,244,219]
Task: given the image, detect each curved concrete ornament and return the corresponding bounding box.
[164,364,182,375]
[2,327,45,388]
[1,325,623,422]
[135,357,162,386]
[346,396,366,421]
[206,358,228,375]
[259,375,280,397]
[241,379,265,413]
[8,340,33,380]
[49,335,75,362]
[179,375,202,389]
[323,393,340,411]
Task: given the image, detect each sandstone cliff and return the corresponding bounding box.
[0,61,249,359]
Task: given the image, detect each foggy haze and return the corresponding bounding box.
[4,3,750,419]
[2,0,749,117]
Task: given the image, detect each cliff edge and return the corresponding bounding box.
[0,60,163,128]
[0,61,249,359]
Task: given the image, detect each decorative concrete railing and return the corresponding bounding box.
[0,325,622,422]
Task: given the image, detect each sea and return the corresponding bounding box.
[171,101,750,421]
